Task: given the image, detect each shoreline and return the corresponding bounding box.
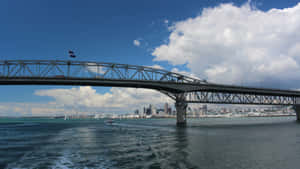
[0,114,296,119]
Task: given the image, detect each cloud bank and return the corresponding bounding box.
[0,87,173,116]
[35,86,173,114]
[0,102,66,117]
[152,2,300,88]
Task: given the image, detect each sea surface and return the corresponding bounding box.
[0,117,300,169]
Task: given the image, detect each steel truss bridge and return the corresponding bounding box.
[1,60,300,126]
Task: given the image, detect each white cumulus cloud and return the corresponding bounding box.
[133,39,141,46]
[0,102,66,117]
[35,86,173,113]
[152,2,300,88]
[147,64,164,70]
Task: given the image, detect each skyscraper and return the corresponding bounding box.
[203,105,207,116]
[164,103,168,114]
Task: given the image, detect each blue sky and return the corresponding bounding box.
[1,0,300,115]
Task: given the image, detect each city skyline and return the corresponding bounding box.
[28,102,295,119]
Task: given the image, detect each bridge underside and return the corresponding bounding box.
[0,77,186,93]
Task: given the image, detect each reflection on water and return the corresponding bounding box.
[0,117,300,169]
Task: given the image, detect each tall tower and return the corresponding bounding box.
[203,105,207,116]
[164,103,168,114]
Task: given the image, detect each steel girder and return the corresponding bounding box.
[0,60,204,83]
[162,91,300,105]
[184,91,299,105]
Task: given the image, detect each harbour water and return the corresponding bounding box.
[1,117,300,169]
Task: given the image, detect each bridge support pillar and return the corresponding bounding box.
[293,105,300,121]
[175,101,187,127]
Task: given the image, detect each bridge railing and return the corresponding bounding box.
[0,60,206,84]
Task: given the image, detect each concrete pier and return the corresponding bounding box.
[293,105,300,121]
[175,101,187,127]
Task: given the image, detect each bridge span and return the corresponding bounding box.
[1,60,300,126]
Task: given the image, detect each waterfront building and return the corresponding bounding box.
[168,107,172,115]
[134,109,139,115]
[202,105,207,115]
[157,109,164,114]
[151,104,156,115]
